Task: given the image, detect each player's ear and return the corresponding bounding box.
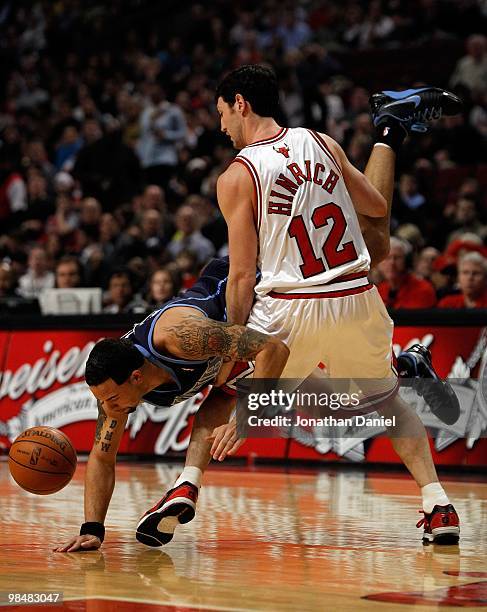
[235,93,246,114]
[130,370,143,385]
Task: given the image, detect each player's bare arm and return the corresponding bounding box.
[216,160,258,385]
[217,162,258,325]
[53,401,127,552]
[321,133,387,219]
[154,307,289,379]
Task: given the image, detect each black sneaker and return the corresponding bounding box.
[397,344,460,425]
[370,87,463,132]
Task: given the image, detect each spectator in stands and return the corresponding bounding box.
[360,0,396,48]
[17,246,54,299]
[54,125,82,171]
[167,204,215,265]
[275,9,312,52]
[187,194,228,254]
[55,256,83,289]
[450,34,487,95]
[446,197,487,244]
[342,3,366,48]
[103,269,147,314]
[438,252,487,308]
[139,185,166,212]
[140,209,167,253]
[79,197,102,241]
[430,255,458,301]
[137,83,187,187]
[146,266,182,308]
[414,246,440,281]
[26,172,55,222]
[175,249,200,289]
[377,237,437,309]
[25,140,55,180]
[394,174,427,226]
[74,120,142,208]
[0,152,27,230]
[97,213,120,261]
[395,223,425,253]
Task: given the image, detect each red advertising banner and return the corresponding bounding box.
[0,324,486,466]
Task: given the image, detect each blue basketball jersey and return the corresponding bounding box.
[122,257,231,407]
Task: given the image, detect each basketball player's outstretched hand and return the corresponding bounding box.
[209,420,244,461]
[53,535,102,552]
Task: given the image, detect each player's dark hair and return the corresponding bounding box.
[215,64,280,118]
[85,338,144,386]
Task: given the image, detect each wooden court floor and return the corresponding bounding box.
[0,460,486,611]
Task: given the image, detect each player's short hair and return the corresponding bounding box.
[85,338,144,386]
[215,64,280,118]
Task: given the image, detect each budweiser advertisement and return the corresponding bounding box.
[0,326,486,466]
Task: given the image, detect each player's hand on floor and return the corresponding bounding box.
[53,535,102,552]
[208,419,244,461]
[214,360,235,387]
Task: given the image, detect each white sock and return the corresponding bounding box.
[174,466,202,488]
[421,482,450,514]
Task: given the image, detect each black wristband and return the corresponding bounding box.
[375,118,407,154]
[80,521,105,542]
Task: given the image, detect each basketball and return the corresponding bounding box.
[8,427,77,495]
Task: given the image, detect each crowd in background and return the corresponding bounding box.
[0,0,486,314]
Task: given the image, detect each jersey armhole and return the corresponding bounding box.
[307,130,343,175]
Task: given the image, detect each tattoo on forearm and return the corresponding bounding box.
[95,401,106,444]
[95,400,117,452]
[164,315,269,361]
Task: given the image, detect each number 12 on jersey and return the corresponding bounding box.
[288,202,358,279]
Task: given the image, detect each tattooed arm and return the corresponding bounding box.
[54,401,127,552]
[84,401,127,525]
[154,307,290,380]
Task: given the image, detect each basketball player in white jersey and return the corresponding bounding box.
[212,65,461,544]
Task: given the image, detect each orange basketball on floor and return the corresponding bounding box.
[8,426,77,495]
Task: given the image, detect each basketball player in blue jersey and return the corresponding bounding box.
[212,65,463,545]
[51,257,289,551]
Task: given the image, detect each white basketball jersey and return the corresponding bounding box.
[235,127,371,296]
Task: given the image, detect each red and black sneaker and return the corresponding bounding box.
[416,504,460,544]
[136,482,199,547]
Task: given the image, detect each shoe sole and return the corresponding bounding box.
[423,526,460,544]
[136,498,196,547]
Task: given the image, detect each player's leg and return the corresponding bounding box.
[326,288,459,544]
[361,88,461,423]
[136,388,234,547]
[380,395,460,544]
[360,86,463,266]
[358,143,397,266]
